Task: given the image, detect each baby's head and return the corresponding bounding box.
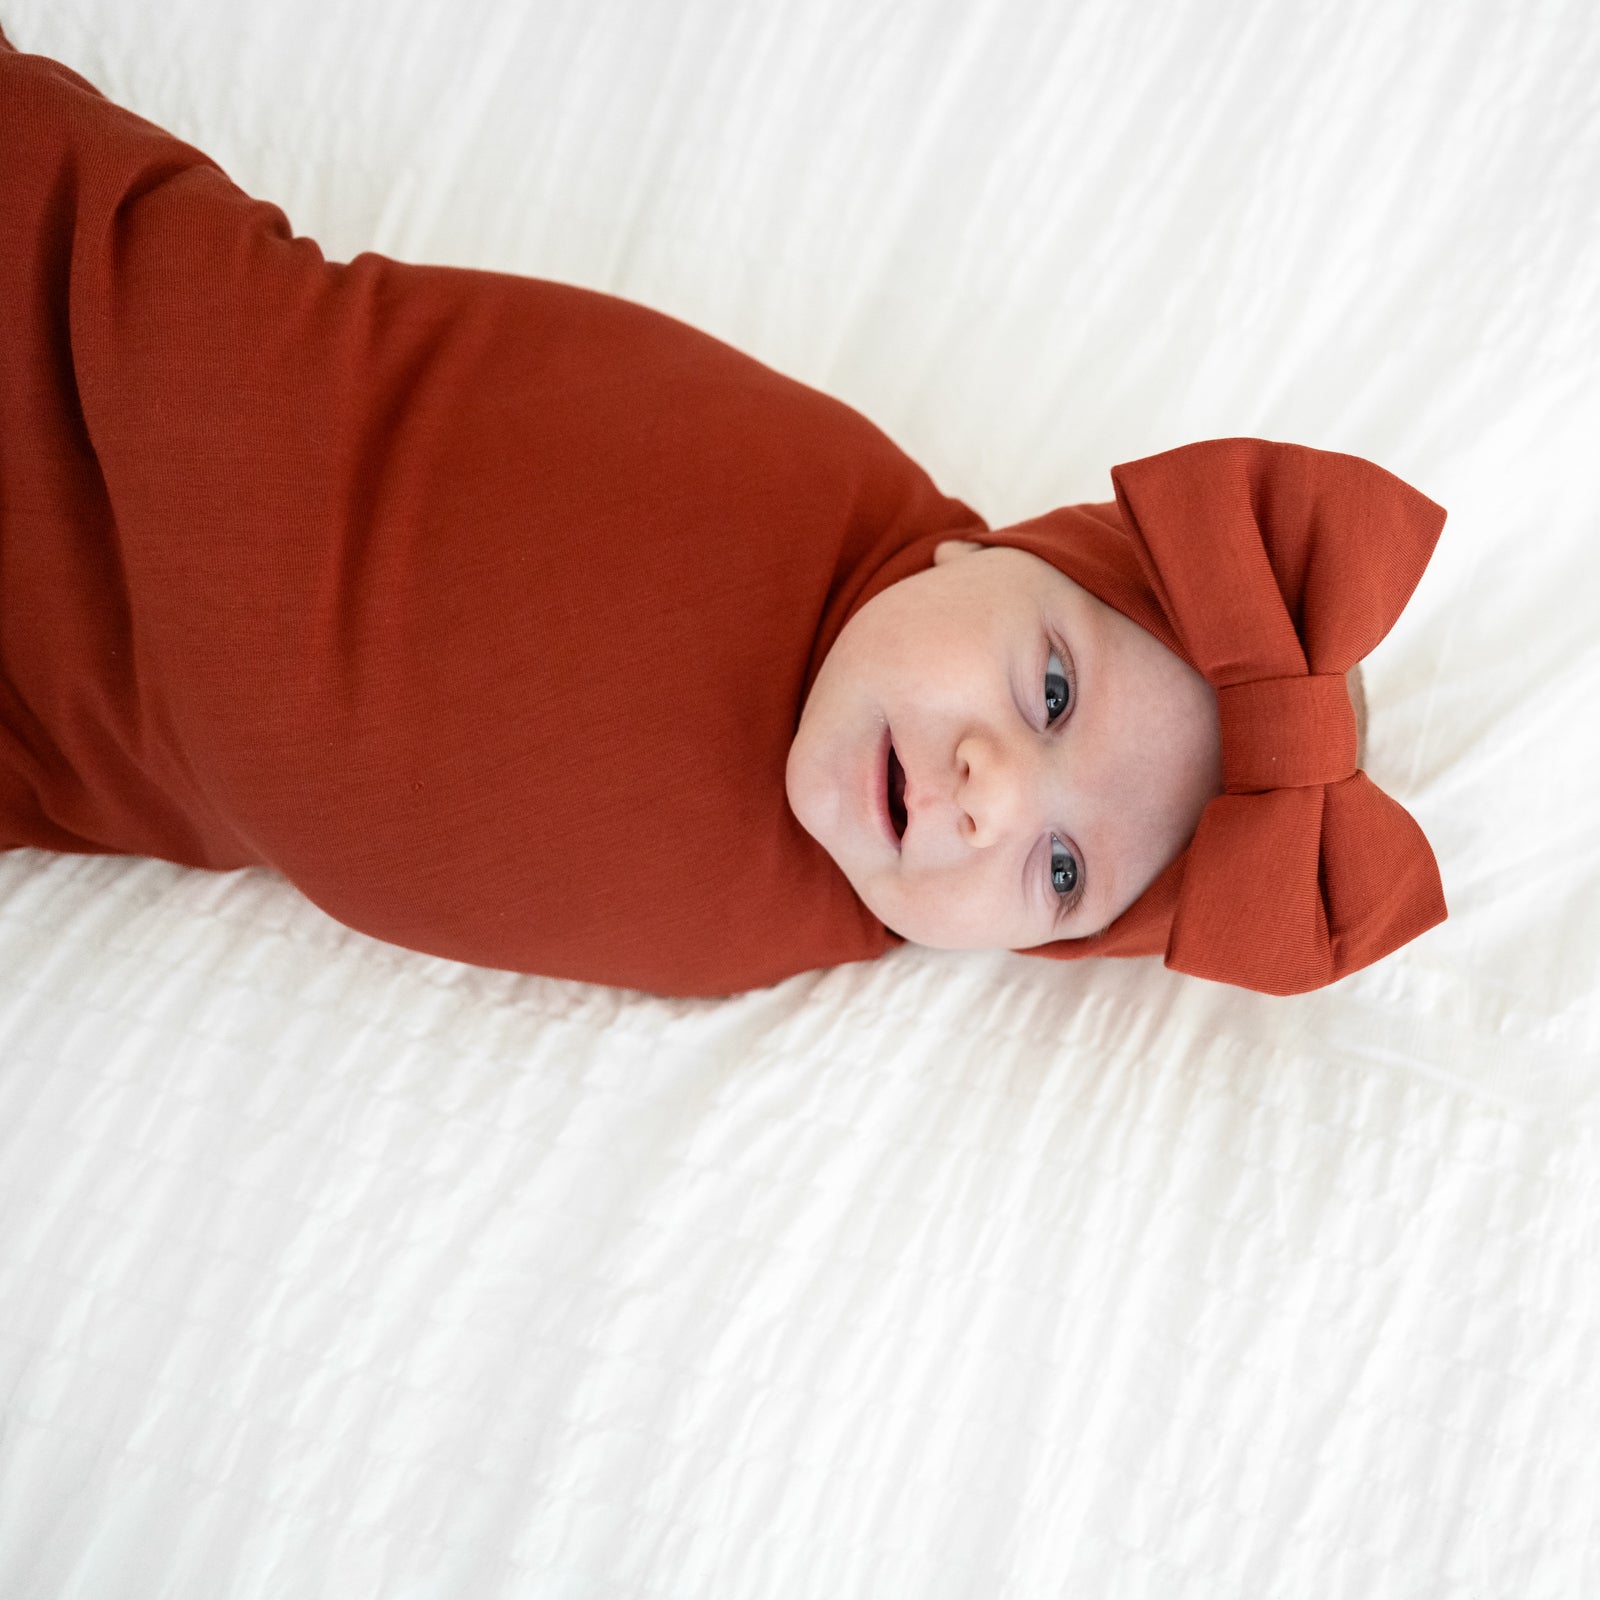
[785,537,1223,949]
[788,438,1448,993]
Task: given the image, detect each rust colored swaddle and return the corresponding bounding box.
[0,31,976,994]
[0,32,1445,997]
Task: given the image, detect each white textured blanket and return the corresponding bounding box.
[2,0,1597,1595]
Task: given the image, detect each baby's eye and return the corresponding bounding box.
[1050,837,1079,898]
[1044,649,1071,726]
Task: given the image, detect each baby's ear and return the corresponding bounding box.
[932,538,986,567]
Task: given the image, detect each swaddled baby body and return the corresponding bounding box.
[0,29,1443,997]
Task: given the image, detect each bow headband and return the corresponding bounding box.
[988,437,1447,995]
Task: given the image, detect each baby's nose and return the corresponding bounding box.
[954,731,1036,848]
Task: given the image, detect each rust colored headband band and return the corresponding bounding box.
[986,437,1448,995]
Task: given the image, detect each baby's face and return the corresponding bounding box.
[785,540,1223,950]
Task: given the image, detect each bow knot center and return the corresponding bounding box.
[1218,673,1358,792]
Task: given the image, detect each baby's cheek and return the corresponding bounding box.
[848,870,916,942]
[865,873,999,951]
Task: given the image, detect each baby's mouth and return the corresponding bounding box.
[887,743,907,839]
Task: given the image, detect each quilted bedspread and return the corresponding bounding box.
[1,0,1597,1595]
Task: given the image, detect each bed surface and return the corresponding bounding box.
[2,0,1598,1594]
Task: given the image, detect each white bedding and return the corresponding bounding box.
[2,0,1598,1595]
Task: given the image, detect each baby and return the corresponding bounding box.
[0,30,1444,998]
